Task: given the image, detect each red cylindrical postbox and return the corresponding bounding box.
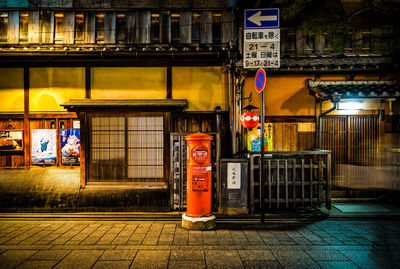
[185,132,213,218]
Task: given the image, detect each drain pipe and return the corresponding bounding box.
[318,94,341,148]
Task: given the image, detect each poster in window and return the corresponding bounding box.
[60,129,80,165]
[31,129,57,165]
[247,123,273,152]
[0,130,23,150]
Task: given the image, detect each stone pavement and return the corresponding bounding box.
[0,218,399,268]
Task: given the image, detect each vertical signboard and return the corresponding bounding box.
[227,162,241,189]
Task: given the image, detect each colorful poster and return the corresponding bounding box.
[60,129,80,165]
[0,130,23,150]
[31,129,57,165]
[247,123,274,152]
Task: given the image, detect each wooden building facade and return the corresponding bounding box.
[0,0,399,211]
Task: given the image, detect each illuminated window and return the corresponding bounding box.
[19,12,29,43]
[96,13,104,43]
[116,13,125,43]
[54,12,64,44]
[192,12,200,43]
[75,13,85,43]
[89,115,164,182]
[0,12,8,42]
[171,13,180,43]
[151,13,160,43]
[212,12,221,43]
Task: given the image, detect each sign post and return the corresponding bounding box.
[245,8,280,223]
[255,68,266,223]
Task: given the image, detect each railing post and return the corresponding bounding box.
[249,154,255,214]
[326,152,332,210]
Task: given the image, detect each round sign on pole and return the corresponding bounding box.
[254,68,266,93]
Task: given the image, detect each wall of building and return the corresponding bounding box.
[0,68,24,112]
[30,68,86,112]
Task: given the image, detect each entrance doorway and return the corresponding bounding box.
[321,115,380,196]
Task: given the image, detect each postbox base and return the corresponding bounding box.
[182,213,216,230]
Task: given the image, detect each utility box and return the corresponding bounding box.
[220,159,249,215]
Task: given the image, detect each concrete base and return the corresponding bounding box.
[219,207,248,215]
[182,213,216,230]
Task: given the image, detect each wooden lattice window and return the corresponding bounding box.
[89,115,164,182]
[127,116,164,179]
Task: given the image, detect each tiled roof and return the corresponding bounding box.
[308,80,400,100]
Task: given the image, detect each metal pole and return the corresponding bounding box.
[260,90,265,223]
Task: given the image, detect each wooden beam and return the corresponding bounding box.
[167,66,172,99]
[85,66,91,99]
[79,112,86,187]
[23,67,30,170]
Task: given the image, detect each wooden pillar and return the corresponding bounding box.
[23,67,30,170]
[166,66,172,99]
[85,66,91,99]
[79,112,86,188]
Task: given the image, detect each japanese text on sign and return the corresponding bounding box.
[244,29,280,69]
[227,163,241,189]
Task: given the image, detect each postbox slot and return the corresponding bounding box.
[192,174,208,191]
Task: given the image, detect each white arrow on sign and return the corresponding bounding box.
[247,11,278,26]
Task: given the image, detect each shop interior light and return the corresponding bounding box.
[338,102,363,110]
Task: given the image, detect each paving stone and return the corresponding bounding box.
[205,250,243,268]
[170,250,204,260]
[54,250,104,269]
[168,260,205,269]
[306,250,348,261]
[29,250,71,261]
[16,260,58,269]
[272,250,314,263]
[238,250,276,261]
[339,250,395,268]
[130,250,170,269]
[92,261,131,269]
[142,236,159,245]
[99,249,137,261]
[318,260,359,269]
[242,260,282,269]
[0,250,37,268]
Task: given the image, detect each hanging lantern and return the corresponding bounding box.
[240,104,259,129]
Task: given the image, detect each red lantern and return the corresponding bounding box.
[240,105,259,129]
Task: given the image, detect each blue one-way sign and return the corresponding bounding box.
[244,8,280,29]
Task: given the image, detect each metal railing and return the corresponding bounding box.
[249,150,331,213]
